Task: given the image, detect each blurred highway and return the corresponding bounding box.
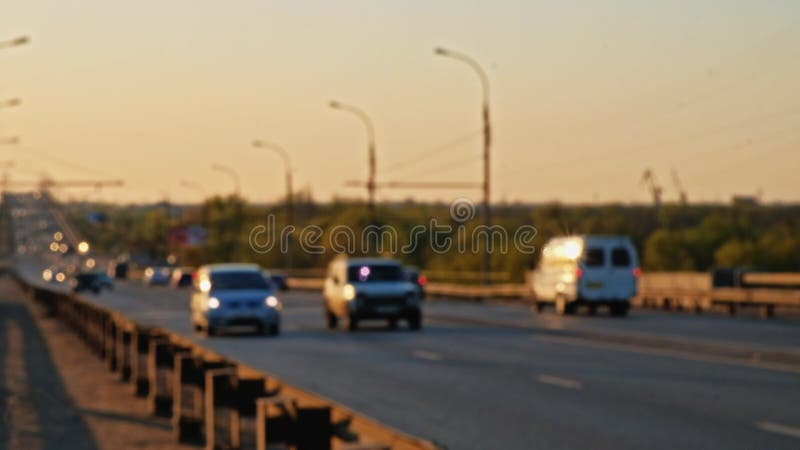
[6,192,800,449]
[15,262,800,449]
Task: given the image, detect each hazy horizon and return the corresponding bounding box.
[3,1,799,205]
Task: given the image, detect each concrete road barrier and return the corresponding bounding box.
[16,273,442,450]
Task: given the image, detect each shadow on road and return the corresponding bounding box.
[0,278,99,450]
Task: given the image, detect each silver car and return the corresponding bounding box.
[323,257,422,331]
[190,264,281,336]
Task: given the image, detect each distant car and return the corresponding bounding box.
[170,267,194,288]
[266,271,289,291]
[531,235,639,316]
[323,257,422,331]
[108,260,129,280]
[190,264,281,336]
[43,265,70,283]
[71,272,114,294]
[404,266,427,300]
[143,266,172,286]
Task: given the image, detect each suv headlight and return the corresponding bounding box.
[265,295,281,309]
[343,284,356,301]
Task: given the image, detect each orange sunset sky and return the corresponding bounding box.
[2,1,799,204]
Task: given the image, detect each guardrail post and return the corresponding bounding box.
[116,328,133,381]
[131,327,153,396]
[173,353,204,444]
[205,368,238,450]
[87,309,98,353]
[105,318,118,372]
[236,377,268,449]
[148,339,179,417]
[93,310,104,355]
[256,397,291,450]
[294,403,331,450]
[255,397,332,450]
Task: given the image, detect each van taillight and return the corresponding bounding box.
[575,268,583,279]
[418,275,428,286]
[632,267,641,277]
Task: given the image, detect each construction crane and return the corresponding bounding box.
[640,168,663,208]
[671,169,688,205]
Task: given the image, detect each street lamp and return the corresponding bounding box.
[252,139,293,224]
[329,100,376,218]
[435,46,492,286]
[0,36,29,50]
[252,139,295,269]
[211,163,240,197]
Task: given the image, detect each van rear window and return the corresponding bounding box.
[583,248,604,267]
[611,248,631,266]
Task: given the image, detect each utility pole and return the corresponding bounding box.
[435,47,492,286]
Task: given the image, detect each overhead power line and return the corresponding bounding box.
[380,128,482,176]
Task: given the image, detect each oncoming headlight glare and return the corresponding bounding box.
[265,296,280,308]
[343,284,356,301]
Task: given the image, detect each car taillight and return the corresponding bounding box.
[632,267,641,277]
[418,275,428,286]
[575,268,583,279]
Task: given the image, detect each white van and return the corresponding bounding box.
[531,235,640,316]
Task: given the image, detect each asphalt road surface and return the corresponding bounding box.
[20,267,800,450]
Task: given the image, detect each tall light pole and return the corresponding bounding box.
[251,139,293,225]
[0,36,29,50]
[435,46,492,286]
[211,163,240,197]
[252,139,294,270]
[329,100,376,220]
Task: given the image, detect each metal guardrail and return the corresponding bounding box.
[18,276,441,450]
[742,272,800,287]
[635,272,800,318]
[290,272,800,318]
[287,277,528,300]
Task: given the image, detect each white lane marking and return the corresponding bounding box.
[536,374,583,390]
[756,421,800,439]
[533,335,800,375]
[412,350,442,361]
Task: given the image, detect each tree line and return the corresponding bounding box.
[65,197,800,282]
